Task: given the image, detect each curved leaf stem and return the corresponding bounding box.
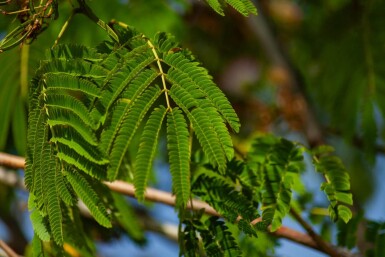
[75,0,119,43]
[146,39,171,110]
[52,9,76,48]
[20,45,29,99]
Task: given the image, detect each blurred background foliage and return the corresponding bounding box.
[0,0,384,256]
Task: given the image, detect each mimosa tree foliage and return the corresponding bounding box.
[1,1,372,257]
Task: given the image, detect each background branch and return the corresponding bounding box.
[0,240,20,257]
[290,209,339,257]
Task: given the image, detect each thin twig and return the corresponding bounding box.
[75,0,119,42]
[52,10,76,47]
[0,240,20,257]
[0,152,361,257]
[290,209,340,257]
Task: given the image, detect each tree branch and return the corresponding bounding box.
[0,240,20,257]
[290,209,340,257]
[0,152,361,257]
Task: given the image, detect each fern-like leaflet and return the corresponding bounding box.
[192,167,260,238]
[134,106,168,201]
[204,0,257,16]
[167,107,191,207]
[181,212,241,257]
[312,146,353,223]
[245,135,304,231]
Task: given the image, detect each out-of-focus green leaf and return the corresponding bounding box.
[290,1,385,164]
[0,45,23,150]
[12,94,27,155]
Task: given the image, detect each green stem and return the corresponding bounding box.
[20,44,29,100]
[147,39,171,111]
[75,0,119,43]
[52,10,75,48]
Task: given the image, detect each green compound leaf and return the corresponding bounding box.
[65,171,111,228]
[26,26,239,252]
[312,148,353,223]
[134,106,167,202]
[167,107,191,207]
[246,136,304,231]
[204,0,257,16]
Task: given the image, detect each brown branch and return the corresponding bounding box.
[105,181,219,217]
[0,153,25,171]
[290,209,340,257]
[0,152,361,257]
[0,240,20,257]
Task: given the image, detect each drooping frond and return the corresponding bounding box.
[337,213,361,249]
[65,171,112,228]
[180,212,241,257]
[259,165,292,231]
[192,108,228,171]
[27,26,240,251]
[37,54,108,79]
[224,0,257,16]
[56,151,106,179]
[50,136,108,166]
[364,221,385,257]
[169,86,227,172]
[45,94,97,129]
[46,107,97,145]
[167,107,191,207]
[31,234,46,257]
[25,109,47,194]
[205,0,225,16]
[203,0,257,16]
[122,68,159,100]
[238,219,259,237]
[61,205,96,257]
[94,45,154,119]
[30,208,51,242]
[199,100,234,161]
[56,173,76,206]
[43,73,101,98]
[312,146,353,223]
[107,85,162,180]
[200,217,241,257]
[27,119,64,244]
[99,69,159,154]
[193,173,259,224]
[47,44,100,60]
[181,218,201,257]
[103,53,156,113]
[134,106,167,202]
[164,52,240,132]
[45,150,64,245]
[246,136,304,231]
[111,192,145,243]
